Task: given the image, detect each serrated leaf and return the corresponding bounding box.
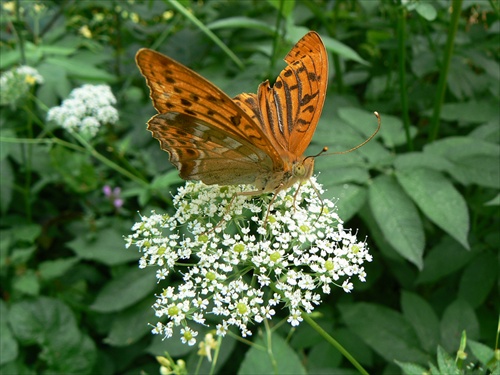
[416,236,474,284]
[440,101,499,123]
[368,175,424,269]
[90,267,157,313]
[401,292,440,353]
[106,297,156,346]
[396,168,469,249]
[339,302,429,364]
[0,301,18,365]
[38,258,80,280]
[324,184,367,221]
[239,331,307,374]
[437,346,459,375]
[458,253,497,307]
[395,360,429,375]
[339,108,414,148]
[9,297,96,373]
[67,228,139,266]
[440,300,480,353]
[394,152,454,173]
[467,340,495,367]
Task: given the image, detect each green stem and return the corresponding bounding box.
[14,0,26,64]
[1,135,149,187]
[332,0,344,93]
[22,104,34,221]
[71,132,149,187]
[428,0,463,142]
[269,0,285,76]
[167,0,244,70]
[397,7,413,150]
[301,312,369,375]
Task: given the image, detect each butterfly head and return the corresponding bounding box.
[294,157,315,182]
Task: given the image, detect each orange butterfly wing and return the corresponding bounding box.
[136,48,285,186]
[235,31,328,158]
[136,31,328,191]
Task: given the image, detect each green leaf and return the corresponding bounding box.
[9,297,96,373]
[0,301,18,365]
[38,257,80,280]
[416,236,474,285]
[12,270,40,296]
[67,228,139,266]
[339,108,414,148]
[440,300,480,353]
[321,35,369,66]
[339,302,429,364]
[415,2,437,21]
[396,168,470,249]
[401,292,440,353]
[436,346,459,375]
[368,175,425,269]
[239,331,307,374]
[267,0,295,17]
[307,341,342,371]
[207,17,275,33]
[450,155,500,189]
[323,184,367,221]
[44,56,116,81]
[11,224,42,244]
[50,146,98,194]
[458,252,497,308]
[467,340,495,368]
[394,152,454,173]
[424,137,500,188]
[90,267,157,313]
[440,101,499,123]
[395,360,428,375]
[106,297,156,346]
[0,160,13,214]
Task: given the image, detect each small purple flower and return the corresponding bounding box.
[103,185,123,209]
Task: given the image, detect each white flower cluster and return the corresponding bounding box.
[126,180,372,346]
[0,65,44,107]
[47,84,118,137]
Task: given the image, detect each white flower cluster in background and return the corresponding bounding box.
[47,84,118,138]
[0,65,44,107]
[126,179,372,346]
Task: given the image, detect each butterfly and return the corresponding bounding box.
[136,31,328,196]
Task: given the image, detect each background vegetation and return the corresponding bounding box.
[1,0,498,374]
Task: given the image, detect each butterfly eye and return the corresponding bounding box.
[294,164,306,177]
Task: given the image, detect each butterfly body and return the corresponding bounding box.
[136,31,328,194]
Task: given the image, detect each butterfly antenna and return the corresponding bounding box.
[324,111,381,156]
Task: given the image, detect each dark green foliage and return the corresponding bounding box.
[1,0,498,374]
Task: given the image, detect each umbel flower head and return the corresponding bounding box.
[126,179,372,346]
[0,65,44,107]
[47,84,118,138]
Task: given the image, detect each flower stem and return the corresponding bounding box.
[71,132,149,187]
[301,312,369,375]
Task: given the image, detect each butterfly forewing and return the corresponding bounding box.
[136,49,283,167]
[259,31,328,156]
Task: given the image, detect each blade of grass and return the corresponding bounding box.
[166,0,244,70]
